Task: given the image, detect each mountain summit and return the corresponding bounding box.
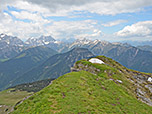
[25,35,56,46]
[0,34,25,60]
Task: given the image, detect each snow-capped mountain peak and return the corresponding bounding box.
[0,33,24,46]
[0,33,6,38]
[25,35,57,46]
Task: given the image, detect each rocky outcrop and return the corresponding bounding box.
[71,62,100,75]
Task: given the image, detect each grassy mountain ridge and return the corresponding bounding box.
[73,56,152,105]
[12,56,152,114]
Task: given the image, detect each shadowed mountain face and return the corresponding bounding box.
[0,46,57,91]
[137,45,152,52]
[12,48,94,86]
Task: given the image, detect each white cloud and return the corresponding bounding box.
[102,20,127,27]
[1,0,152,16]
[0,9,102,40]
[11,11,51,24]
[22,0,152,15]
[46,20,102,39]
[116,21,152,37]
[0,0,152,41]
[0,11,51,39]
[11,11,40,21]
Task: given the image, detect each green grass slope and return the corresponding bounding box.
[12,56,152,114]
[0,89,33,114]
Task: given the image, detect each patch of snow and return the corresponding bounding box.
[83,41,90,44]
[25,42,29,44]
[0,34,5,38]
[44,41,49,44]
[134,49,139,57]
[89,58,104,64]
[54,41,59,44]
[54,41,60,44]
[116,80,123,83]
[30,37,35,40]
[147,77,152,82]
[93,39,100,45]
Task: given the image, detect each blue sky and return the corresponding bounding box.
[0,0,152,41]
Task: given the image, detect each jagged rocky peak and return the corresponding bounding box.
[99,40,110,45]
[0,33,6,38]
[39,35,56,42]
[74,38,91,44]
[25,35,57,46]
[93,39,100,44]
[72,38,110,46]
[0,33,24,46]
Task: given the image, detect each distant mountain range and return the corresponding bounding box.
[1,33,152,90]
[0,34,62,60]
[59,39,152,73]
[121,40,152,46]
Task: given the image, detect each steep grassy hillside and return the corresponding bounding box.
[12,56,152,114]
[0,46,57,91]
